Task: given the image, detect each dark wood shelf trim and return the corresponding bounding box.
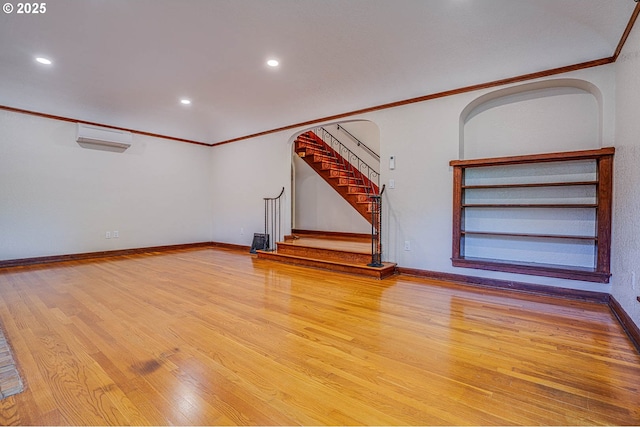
[461,230,596,241]
[462,181,598,189]
[461,203,598,208]
[451,256,610,283]
[450,147,614,167]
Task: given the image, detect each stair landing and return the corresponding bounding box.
[256,230,396,279]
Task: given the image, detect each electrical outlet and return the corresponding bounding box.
[404,240,411,251]
[113,230,119,238]
[389,179,395,189]
[105,231,111,239]
[632,271,636,290]
[240,227,244,235]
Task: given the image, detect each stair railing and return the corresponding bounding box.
[336,124,380,161]
[368,184,386,267]
[312,127,380,195]
[263,187,285,251]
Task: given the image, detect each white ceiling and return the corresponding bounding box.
[0,0,637,145]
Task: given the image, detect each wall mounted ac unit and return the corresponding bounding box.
[76,123,132,151]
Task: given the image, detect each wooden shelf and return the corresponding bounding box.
[450,147,615,167]
[450,147,614,283]
[461,203,598,208]
[451,256,610,283]
[462,181,598,189]
[461,230,597,241]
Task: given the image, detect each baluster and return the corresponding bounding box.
[368,194,382,267]
[367,185,385,267]
[261,187,284,252]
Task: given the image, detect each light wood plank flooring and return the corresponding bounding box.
[0,247,638,425]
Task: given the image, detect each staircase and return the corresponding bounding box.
[294,130,379,222]
[257,230,396,279]
[256,128,396,279]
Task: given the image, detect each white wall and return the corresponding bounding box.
[463,85,600,158]
[612,21,640,327]
[209,133,292,247]
[0,111,212,260]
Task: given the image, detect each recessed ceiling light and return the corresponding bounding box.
[267,59,279,67]
[35,57,52,65]
[180,99,191,105]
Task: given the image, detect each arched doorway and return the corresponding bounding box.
[291,120,380,234]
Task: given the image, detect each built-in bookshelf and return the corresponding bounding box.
[450,147,614,283]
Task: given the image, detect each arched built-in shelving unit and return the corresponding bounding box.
[450,147,614,283]
[452,79,613,283]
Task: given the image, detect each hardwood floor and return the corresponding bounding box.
[0,247,638,425]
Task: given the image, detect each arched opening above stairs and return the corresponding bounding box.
[292,120,381,235]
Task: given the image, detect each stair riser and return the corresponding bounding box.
[321,162,351,172]
[295,141,324,152]
[297,150,333,161]
[328,169,353,178]
[313,154,339,163]
[338,177,361,185]
[296,134,317,143]
[289,230,372,243]
[276,244,371,264]
[257,251,397,279]
[347,186,370,194]
[295,146,322,155]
